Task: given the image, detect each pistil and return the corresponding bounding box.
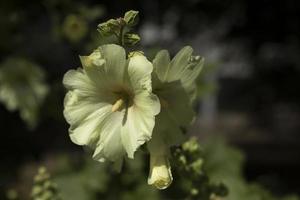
[112,98,124,112]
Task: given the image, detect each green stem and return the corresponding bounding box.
[118,26,124,46]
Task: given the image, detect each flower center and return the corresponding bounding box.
[111,86,134,112]
[111,98,125,112]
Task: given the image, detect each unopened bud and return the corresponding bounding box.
[98,19,120,37]
[124,33,140,46]
[148,153,173,190]
[124,10,139,27]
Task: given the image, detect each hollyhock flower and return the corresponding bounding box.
[147,46,204,189]
[63,44,160,165]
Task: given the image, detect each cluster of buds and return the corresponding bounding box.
[173,138,228,200]
[31,167,61,200]
[98,10,140,46]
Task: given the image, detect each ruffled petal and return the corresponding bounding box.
[63,69,97,96]
[79,53,107,89]
[127,53,153,92]
[68,103,112,145]
[134,91,161,116]
[80,44,127,90]
[120,91,160,158]
[99,44,126,85]
[93,111,125,162]
[63,91,109,128]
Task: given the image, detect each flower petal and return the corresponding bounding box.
[80,44,127,89]
[93,111,125,162]
[180,56,204,101]
[153,46,193,83]
[167,46,193,82]
[157,81,194,127]
[154,110,186,147]
[121,91,160,158]
[68,103,112,145]
[127,53,153,92]
[99,44,126,85]
[153,50,171,82]
[63,69,97,96]
[63,91,108,127]
[79,51,114,93]
[134,91,161,116]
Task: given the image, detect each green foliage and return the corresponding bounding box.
[25,139,229,200]
[53,153,160,200]
[0,58,49,129]
[21,137,299,200]
[6,189,19,200]
[172,137,228,200]
[202,138,300,200]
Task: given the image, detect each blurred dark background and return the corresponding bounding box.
[1,0,300,199]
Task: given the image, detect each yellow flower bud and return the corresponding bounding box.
[148,153,173,190]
